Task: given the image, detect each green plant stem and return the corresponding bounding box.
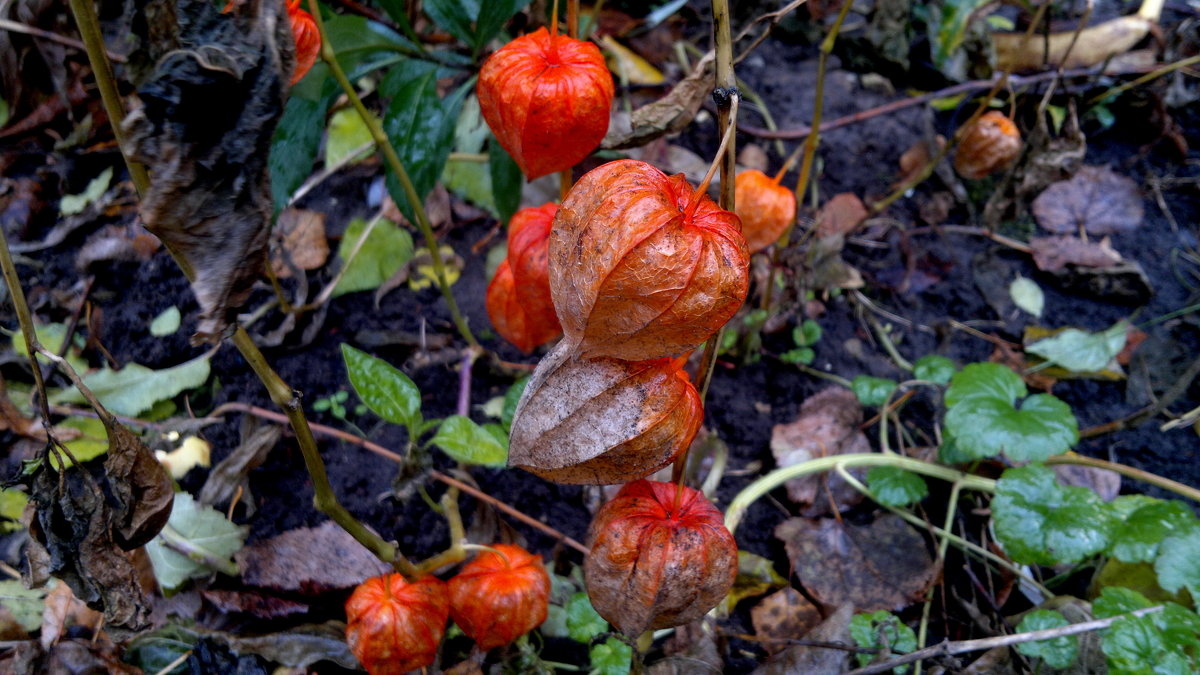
[309,0,479,350]
[1089,53,1200,105]
[0,227,52,423]
[794,362,854,388]
[415,487,466,574]
[725,454,995,533]
[915,481,962,675]
[67,0,413,574]
[1046,453,1200,503]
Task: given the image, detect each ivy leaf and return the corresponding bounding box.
[589,636,632,675]
[1109,498,1197,563]
[1026,321,1128,373]
[332,217,415,297]
[1015,609,1078,669]
[913,355,955,384]
[1155,525,1200,599]
[50,356,211,417]
[867,467,928,507]
[430,415,507,466]
[341,345,421,429]
[566,592,608,643]
[943,362,1077,461]
[849,610,917,672]
[145,493,246,591]
[852,376,897,407]
[992,464,1115,565]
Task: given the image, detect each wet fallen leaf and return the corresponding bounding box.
[202,621,358,670]
[1009,275,1044,318]
[651,621,723,674]
[1032,166,1144,235]
[751,587,822,655]
[775,514,937,611]
[989,341,1058,392]
[75,224,162,271]
[602,51,714,149]
[993,14,1155,72]
[271,208,329,278]
[123,0,294,343]
[1053,464,1121,502]
[815,193,868,238]
[770,387,869,517]
[0,580,46,632]
[145,492,245,591]
[332,217,415,297]
[40,583,101,651]
[236,520,390,594]
[751,605,854,674]
[600,35,665,86]
[1030,235,1123,272]
[50,354,211,418]
[1025,321,1128,374]
[896,136,945,188]
[201,589,309,619]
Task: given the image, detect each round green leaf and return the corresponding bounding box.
[1110,499,1197,563]
[565,592,607,643]
[852,375,897,407]
[992,464,1115,565]
[1155,525,1200,599]
[1015,609,1078,669]
[913,355,956,384]
[867,466,929,507]
[943,363,1077,461]
[850,610,917,671]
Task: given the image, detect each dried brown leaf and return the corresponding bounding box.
[508,341,703,485]
[770,387,869,516]
[751,605,854,674]
[601,52,714,150]
[751,587,822,655]
[39,583,101,651]
[775,515,937,612]
[814,193,868,238]
[1032,166,1144,235]
[1029,235,1123,272]
[235,521,390,594]
[76,225,160,271]
[198,419,280,517]
[104,419,174,550]
[651,621,723,674]
[271,208,329,278]
[201,589,309,618]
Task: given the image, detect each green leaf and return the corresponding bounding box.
[0,579,46,631]
[1110,499,1197,563]
[1155,525,1200,598]
[867,467,929,507]
[332,217,415,296]
[1094,588,1200,673]
[145,493,246,591]
[12,322,88,374]
[943,362,1078,461]
[475,0,531,51]
[1009,276,1044,317]
[424,0,479,47]
[381,61,469,225]
[717,551,788,615]
[324,107,375,169]
[780,347,815,365]
[53,416,110,469]
[0,488,27,533]
[324,15,423,77]
[501,377,528,431]
[270,96,329,213]
[1026,321,1128,373]
[852,376,897,407]
[566,592,608,643]
[60,166,112,215]
[489,140,523,225]
[374,0,422,44]
[1094,586,1155,619]
[589,637,632,675]
[50,355,211,417]
[795,319,822,347]
[992,464,1115,565]
[1015,609,1078,669]
[430,415,507,466]
[932,0,991,66]
[0,97,8,128]
[123,625,198,675]
[149,306,181,337]
[341,344,421,428]
[850,611,917,672]
[913,355,956,384]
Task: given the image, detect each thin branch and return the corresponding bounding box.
[0,18,126,62]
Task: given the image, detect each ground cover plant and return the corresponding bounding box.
[0,0,1199,672]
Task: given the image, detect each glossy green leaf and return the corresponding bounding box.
[867,467,928,507]
[149,306,181,337]
[424,0,479,46]
[430,415,507,466]
[992,464,1115,565]
[852,375,897,407]
[1015,609,1078,669]
[933,0,990,66]
[50,355,211,417]
[1094,586,1155,618]
[850,610,917,672]
[341,345,421,428]
[374,0,422,44]
[145,493,246,591]
[381,61,469,225]
[270,96,328,213]
[1027,321,1128,373]
[1155,525,1200,599]
[331,217,415,296]
[475,0,531,51]
[324,107,374,169]
[913,355,956,384]
[1096,595,1200,675]
[501,377,528,431]
[590,637,632,675]
[943,362,1077,461]
[566,592,608,643]
[1110,498,1197,563]
[324,15,419,78]
[489,140,523,225]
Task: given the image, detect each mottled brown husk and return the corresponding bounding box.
[953,111,1022,181]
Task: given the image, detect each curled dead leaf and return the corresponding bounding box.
[770,387,868,517]
[814,193,868,238]
[271,208,329,278]
[1029,235,1123,273]
[1032,166,1144,235]
[601,51,714,150]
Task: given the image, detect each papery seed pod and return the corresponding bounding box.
[584,480,738,636]
[508,203,561,331]
[508,340,704,484]
[345,574,449,675]
[286,0,320,86]
[449,544,551,650]
[953,111,1022,180]
[487,259,561,353]
[478,28,615,180]
[550,159,750,361]
[734,169,796,254]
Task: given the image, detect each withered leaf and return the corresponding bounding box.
[40,583,102,651]
[650,621,723,674]
[751,587,822,655]
[198,419,280,517]
[201,589,309,618]
[103,418,174,550]
[1029,235,1123,272]
[601,51,714,150]
[752,605,854,675]
[235,521,390,594]
[770,387,869,517]
[775,515,937,611]
[271,208,329,278]
[508,340,703,485]
[123,0,295,344]
[814,193,868,238]
[1031,166,1144,235]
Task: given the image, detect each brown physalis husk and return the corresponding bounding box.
[953,111,1022,181]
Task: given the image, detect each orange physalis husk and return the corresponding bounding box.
[487,258,561,353]
[953,111,1022,180]
[448,544,551,651]
[508,341,703,484]
[584,480,738,636]
[285,0,320,86]
[508,203,562,342]
[549,159,750,361]
[477,27,615,180]
[345,574,449,675]
[734,169,796,254]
